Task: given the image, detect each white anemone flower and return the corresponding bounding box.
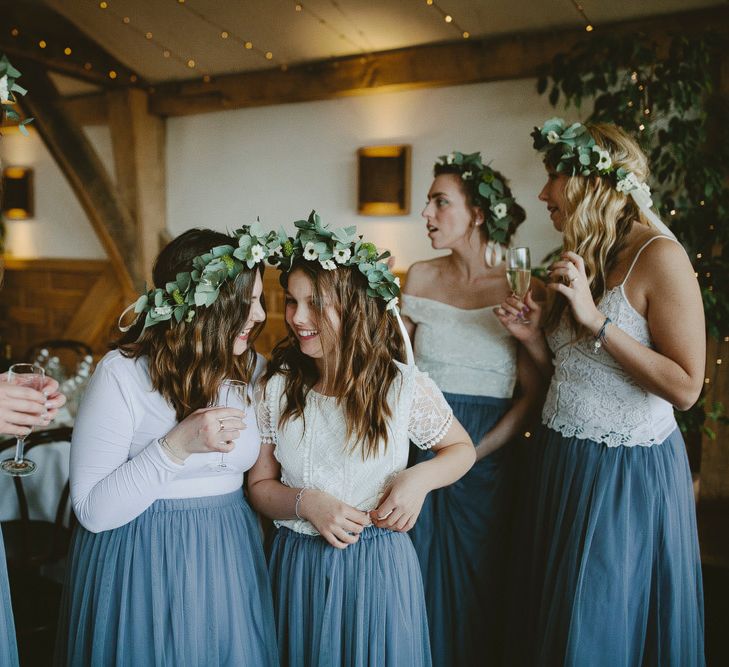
[593,146,612,171]
[0,76,9,104]
[492,202,508,219]
[333,247,351,264]
[446,153,456,165]
[546,130,560,144]
[303,242,319,261]
[250,244,265,262]
[270,245,283,258]
[321,259,337,270]
[462,170,473,180]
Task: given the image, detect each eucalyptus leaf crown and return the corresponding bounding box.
[0,54,32,134]
[435,151,521,244]
[268,210,401,308]
[531,117,653,207]
[128,222,279,330]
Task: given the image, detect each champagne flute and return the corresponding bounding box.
[506,247,532,324]
[209,379,247,472]
[1,363,45,477]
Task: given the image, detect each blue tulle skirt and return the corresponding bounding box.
[270,525,431,667]
[505,426,705,667]
[54,490,278,667]
[0,533,19,667]
[409,392,513,666]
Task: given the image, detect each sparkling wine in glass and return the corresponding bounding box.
[1,363,45,477]
[210,379,247,472]
[506,247,532,324]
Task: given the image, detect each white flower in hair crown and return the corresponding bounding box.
[268,210,401,306]
[436,151,521,244]
[123,222,280,330]
[531,117,652,203]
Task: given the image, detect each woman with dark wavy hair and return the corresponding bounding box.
[248,213,476,666]
[400,151,545,665]
[54,227,278,666]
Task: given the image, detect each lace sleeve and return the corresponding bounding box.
[408,368,453,450]
[253,377,277,445]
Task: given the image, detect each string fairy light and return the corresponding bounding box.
[568,0,595,32]
[174,0,278,65]
[423,0,471,39]
[293,2,371,55]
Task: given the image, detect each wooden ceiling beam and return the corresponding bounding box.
[0,0,142,87]
[16,58,141,297]
[147,6,728,118]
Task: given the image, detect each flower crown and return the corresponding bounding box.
[436,151,520,244]
[531,117,653,208]
[128,223,279,329]
[1,55,32,134]
[268,211,401,308]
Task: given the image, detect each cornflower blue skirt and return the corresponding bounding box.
[270,525,431,667]
[505,426,705,667]
[409,392,513,666]
[54,490,278,667]
[0,534,19,667]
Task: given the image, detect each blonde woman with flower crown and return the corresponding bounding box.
[496,120,705,666]
[248,212,476,666]
[400,152,545,666]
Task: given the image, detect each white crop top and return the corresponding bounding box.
[70,350,265,533]
[256,362,454,535]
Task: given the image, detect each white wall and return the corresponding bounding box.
[0,126,112,259]
[167,78,564,270]
[1,77,565,267]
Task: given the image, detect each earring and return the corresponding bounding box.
[484,240,503,267]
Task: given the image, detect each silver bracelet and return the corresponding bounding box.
[593,316,612,353]
[159,436,185,465]
[295,488,308,520]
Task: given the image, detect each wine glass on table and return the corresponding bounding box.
[506,247,532,324]
[1,363,45,477]
[209,379,247,472]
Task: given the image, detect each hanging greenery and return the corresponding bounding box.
[536,32,729,441]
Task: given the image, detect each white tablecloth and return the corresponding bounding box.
[0,439,71,523]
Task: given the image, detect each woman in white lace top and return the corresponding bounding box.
[248,216,475,666]
[400,151,545,666]
[496,121,705,666]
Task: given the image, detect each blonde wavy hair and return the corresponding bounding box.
[263,259,406,460]
[543,123,652,336]
[116,229,265,421]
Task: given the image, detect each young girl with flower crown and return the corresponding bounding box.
[401,151,545,666]
[248,212,476,666]
[54,227,279,666]
[496,120,705,666]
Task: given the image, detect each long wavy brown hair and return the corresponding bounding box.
[542,123,651,337]
[263,259,406,459]
[115,228,265,421]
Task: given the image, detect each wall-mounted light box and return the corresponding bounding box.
[357,145,410,216]
[1,167,34,220]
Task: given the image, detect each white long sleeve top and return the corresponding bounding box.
[70,349,265,533]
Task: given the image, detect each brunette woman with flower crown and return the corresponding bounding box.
[400,151,545,665]
[496,120,705,666]
[54,228,278,666]
[248,212,476,666]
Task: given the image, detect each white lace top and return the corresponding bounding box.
[256,362,454,535]
[542,236,677,448]
[401,294,518,398]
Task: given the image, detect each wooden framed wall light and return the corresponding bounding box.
[357,145,410,216]
[1,167,34,220]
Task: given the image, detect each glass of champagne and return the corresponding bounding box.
[209,379,247,472]
[506,247,532,324]
[1,363,45,477]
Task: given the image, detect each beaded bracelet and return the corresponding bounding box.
[593,316,612,353]
[295,488,308,520]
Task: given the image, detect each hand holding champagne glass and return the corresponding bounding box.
[1,364,46,476]
[210,379,247,472]
[506,247,532,323]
